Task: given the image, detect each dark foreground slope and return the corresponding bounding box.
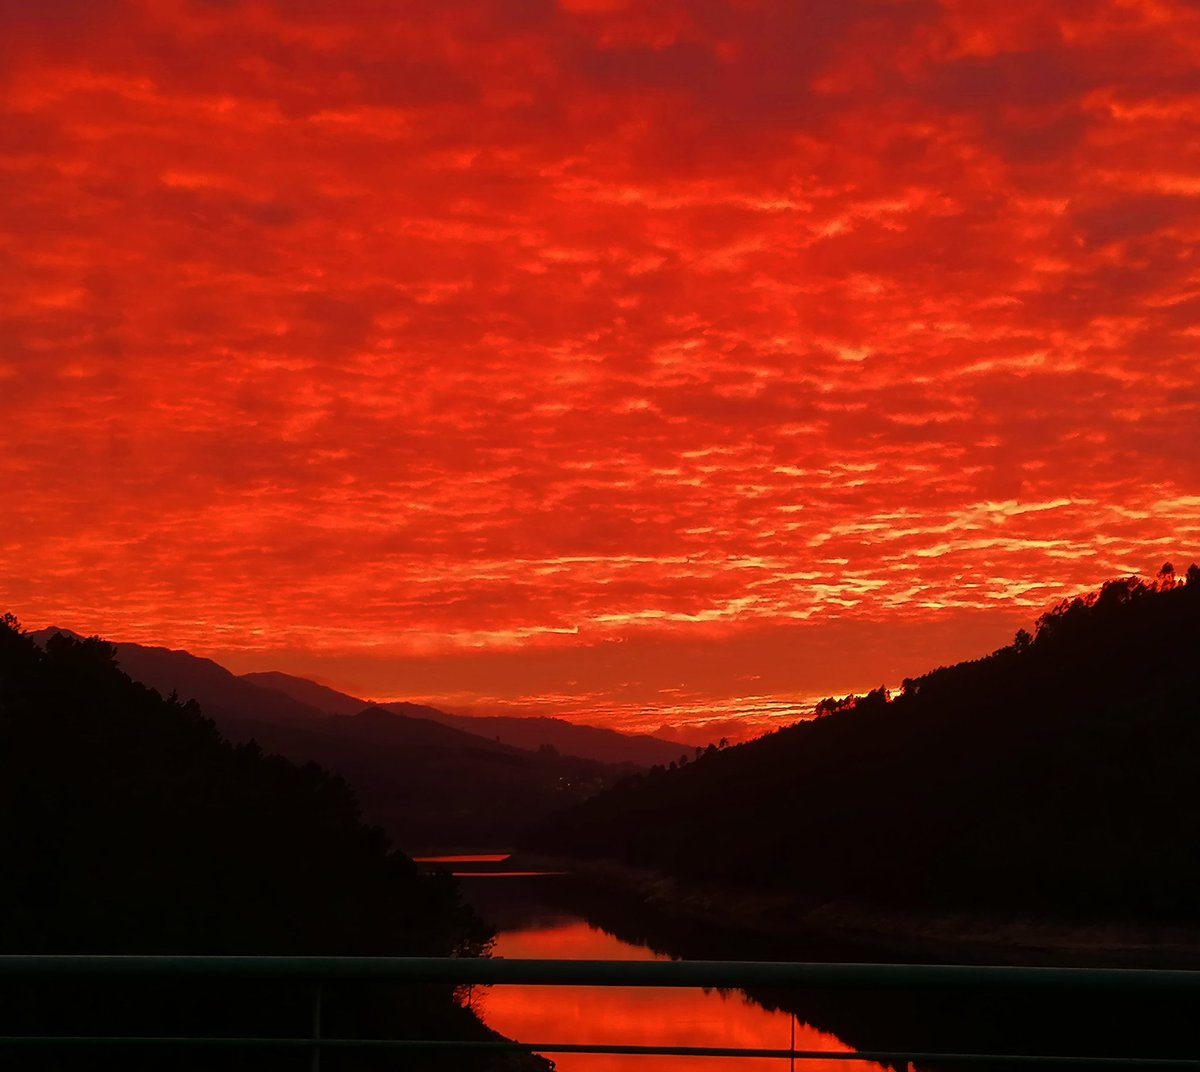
[527,570,1200,924]
[0,616,534,1071]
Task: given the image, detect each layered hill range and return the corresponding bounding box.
[1,617,551,1067]
[30,628,682,851]
[527,567,1200,927]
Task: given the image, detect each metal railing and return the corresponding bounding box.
[2,956,1200,1067]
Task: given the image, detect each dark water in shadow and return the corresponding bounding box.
[444,865,1200,1072]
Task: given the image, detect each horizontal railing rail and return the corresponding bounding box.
[2,1036,1200,1068]
[2,956,1199,1068]
[3,955,1200,990]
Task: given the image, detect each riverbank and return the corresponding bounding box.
[509,852,1200,968]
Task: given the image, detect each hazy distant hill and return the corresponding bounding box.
[243,668,684,767]
[527,568,1200,922]
[29,629,635,849]
[218,703,531,760]
[214,705,619,849]
[384,706,687,767]
[241,669,367,715]
[35,638,682,768]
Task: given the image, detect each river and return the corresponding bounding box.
[412,854,1200,1072]
[415,855,886,1072]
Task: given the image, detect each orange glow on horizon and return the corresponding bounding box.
[3,1,1198,737]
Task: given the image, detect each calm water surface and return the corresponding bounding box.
[452,865,887,1072]
[427,859,1197,1071]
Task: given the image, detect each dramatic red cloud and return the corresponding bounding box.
[3,0,1198,739]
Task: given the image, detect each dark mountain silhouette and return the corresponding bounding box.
[244,668,685,766]
[526,567,1200,923]
[242,668,368,715]
[28,633,646,847]
[383,705,687,768]
[1,615,539,1071]
[305,705,532,755]
[208,704,624,850]
[30,628,327,725]
[31,640,679,768]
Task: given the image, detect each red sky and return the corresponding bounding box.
[3,0,1198,742]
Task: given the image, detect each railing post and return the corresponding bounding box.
[310,982,322,1072]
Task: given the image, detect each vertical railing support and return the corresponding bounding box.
[310,982,322,1072]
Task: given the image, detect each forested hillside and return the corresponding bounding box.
[527,567,1200,921]
[0,615,533,1070]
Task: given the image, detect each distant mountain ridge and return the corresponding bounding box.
[242,669,685,766]
[240,669,366,715]
[390,708,688,768]
[31,628,326,726]
[30,632,681,767]
[28,627,666,848]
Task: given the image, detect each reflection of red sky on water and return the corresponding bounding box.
[483,922,884,1072]
[493,919,659,962]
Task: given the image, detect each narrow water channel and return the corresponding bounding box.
[415,855,1200,1072]
[417,856,888,1072]
[484,914,884,1072]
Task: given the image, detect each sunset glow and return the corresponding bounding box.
[4,1,1199,739]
